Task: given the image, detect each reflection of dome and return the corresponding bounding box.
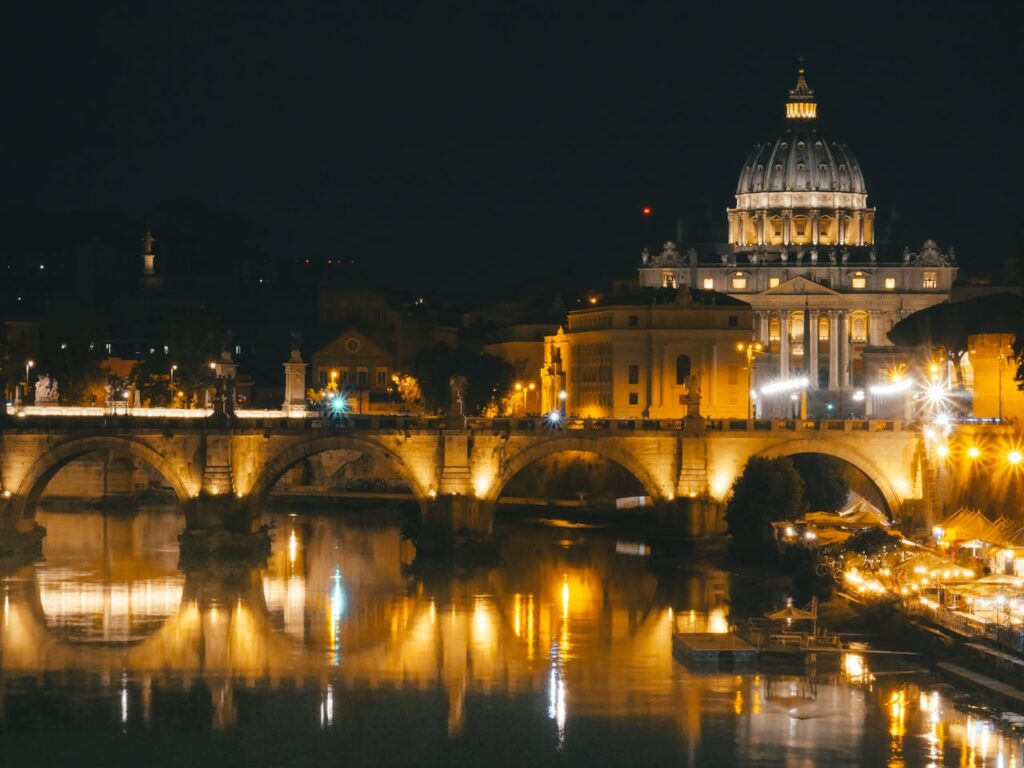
[727,67,875,251]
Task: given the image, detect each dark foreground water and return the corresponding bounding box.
[0,507,1022,767]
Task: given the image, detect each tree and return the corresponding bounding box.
[724,456,805,561]
[791,454,849,513]
[129,306,225,406]
[411,344,515,415]
[888,293,1024,390]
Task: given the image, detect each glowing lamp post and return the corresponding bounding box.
[25,359,34,388]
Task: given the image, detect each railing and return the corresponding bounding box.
[2,407,919,435]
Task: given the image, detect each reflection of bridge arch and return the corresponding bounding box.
[246,435,429,515]
[10,436,192,521]
[485,437,668,504]
[755,438,904,518]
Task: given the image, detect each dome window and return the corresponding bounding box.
[797,141,806,150]
[780,142,788,149]
[774,163,783,171]
[797,163,806,171]
[815,141,823,148]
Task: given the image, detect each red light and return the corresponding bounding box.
[642,207,652,216]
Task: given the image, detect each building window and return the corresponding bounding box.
[884,277,896,289]
[731,272,747,290]
[728,315,739,327]
[628,392,639,405]
[702,277,714,290]
[628,364,639,385]
[923,271,938,289]
[727,365,739,385]
[357,368,368,386]
[818,316,830,340]
[769,277,780,288]
[850,312,868,342]
[851,272,866,289]
[769,315,781,341]
[675,355,691,385]
[663,273,676,288]
[790,311,804,341]
[376,368,387,386]
[628,315,638,327]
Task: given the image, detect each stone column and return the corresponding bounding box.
[808,310,820,389]
[779,311,790,378]
[783,212,791,246]
[811,210,820,245]
[868,311,884,346]
[836,209,844,245]
[828,311,840,390]
[757,211,765,245]
[757,311,770,345]
[839,312,852,388]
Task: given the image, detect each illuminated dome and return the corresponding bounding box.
[735,130,866,197]
[727,67,875,251]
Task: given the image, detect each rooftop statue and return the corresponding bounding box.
[650,241,683,267]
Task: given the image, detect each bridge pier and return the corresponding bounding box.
[180,492,270,563]
[415,494,497,559]
[656,496,726,540]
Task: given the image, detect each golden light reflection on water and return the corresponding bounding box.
[4,508,1024,763]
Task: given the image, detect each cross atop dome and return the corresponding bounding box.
[786,62,817,120]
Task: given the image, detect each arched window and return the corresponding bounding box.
[789,311,804,341]
[850,311,868,343]
[675,354,692,385]
[818,316,830,340]
[769,315,781,341]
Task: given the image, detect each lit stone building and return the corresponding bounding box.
[638,68,957,416]
[540,289,752,419]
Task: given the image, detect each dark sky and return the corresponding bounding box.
[4,1,1023,293]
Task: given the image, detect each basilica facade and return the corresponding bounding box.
[638,68,956,417]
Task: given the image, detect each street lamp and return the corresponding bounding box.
[25,359,34,387]
[736,342,764,419]
[170,364,178,386]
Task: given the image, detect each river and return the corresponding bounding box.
[0,505,1021,767]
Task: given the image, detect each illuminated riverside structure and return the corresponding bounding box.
[638,69,957,416]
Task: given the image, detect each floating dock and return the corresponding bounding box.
[672,633,758,665]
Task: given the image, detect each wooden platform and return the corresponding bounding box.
[937,661,1024,705]
[672,633,758,665]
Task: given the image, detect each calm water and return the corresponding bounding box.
[0,507,1022,767]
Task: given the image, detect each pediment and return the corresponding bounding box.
[315,328,393,359]
[761,276,839,296]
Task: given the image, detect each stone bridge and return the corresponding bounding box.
[0,412,936,544]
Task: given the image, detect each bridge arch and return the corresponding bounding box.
[484,437,668,504]
[753,438,904,519]
[10,436,193,521]
[246,435,430,515]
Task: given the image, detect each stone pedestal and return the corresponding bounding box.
[282,349,308,412]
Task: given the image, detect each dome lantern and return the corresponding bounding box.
[785,65,817,120]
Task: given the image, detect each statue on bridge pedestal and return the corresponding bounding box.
[683,374,702,418]
[34,375,59,406]
[447,375,467,428]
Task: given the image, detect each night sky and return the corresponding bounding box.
[4,1,1023,294]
